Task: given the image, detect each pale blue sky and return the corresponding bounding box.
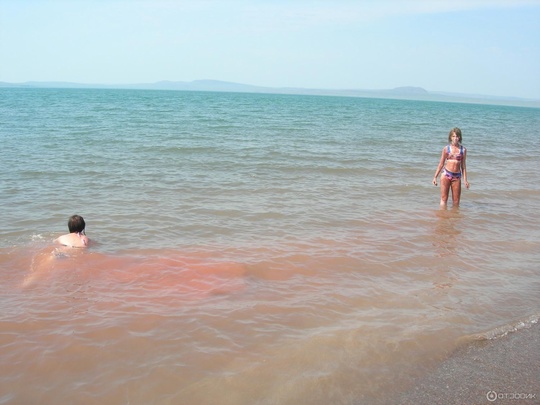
[1,0,539,99]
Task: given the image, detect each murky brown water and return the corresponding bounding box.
[1,89,539,404]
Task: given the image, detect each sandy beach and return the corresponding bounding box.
[396,323,539,405]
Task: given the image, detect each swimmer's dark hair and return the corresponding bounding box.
[448,127,462,143]
[68,215,86,233]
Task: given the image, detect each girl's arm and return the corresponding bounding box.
[461,148,470,189]
[432,148,447,186]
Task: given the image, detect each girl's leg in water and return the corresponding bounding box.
[440,174,451,206]
[451,178,462,206]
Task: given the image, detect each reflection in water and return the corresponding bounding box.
[430,207,464,291]
[433,206,463,258]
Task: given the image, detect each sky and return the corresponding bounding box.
[1,0,540,99]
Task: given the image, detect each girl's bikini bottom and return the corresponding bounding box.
[443,168,462,181]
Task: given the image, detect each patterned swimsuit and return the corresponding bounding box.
[443,145,463,181]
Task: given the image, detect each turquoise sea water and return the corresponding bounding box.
[1,88,539,404]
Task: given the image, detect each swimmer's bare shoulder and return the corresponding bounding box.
[55,233,90,248]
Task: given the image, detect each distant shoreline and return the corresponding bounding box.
[1,80,539,108]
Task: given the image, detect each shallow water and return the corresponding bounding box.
[1,88,539,404]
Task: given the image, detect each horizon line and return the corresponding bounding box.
[1,80,539,106]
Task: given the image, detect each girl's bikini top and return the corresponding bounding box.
[446,145,463,162]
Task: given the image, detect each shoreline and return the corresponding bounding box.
[395,322,540,404]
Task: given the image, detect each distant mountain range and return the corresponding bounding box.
[1,80,538,108]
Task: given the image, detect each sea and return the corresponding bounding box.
[0,88,539,404]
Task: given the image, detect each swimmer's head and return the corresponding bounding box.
[68,215,86,233]
[448,127,462,143]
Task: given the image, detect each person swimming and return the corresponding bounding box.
[54,215,90,248]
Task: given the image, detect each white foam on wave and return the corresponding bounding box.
[465,313,539,341]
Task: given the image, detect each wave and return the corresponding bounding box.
[459,313,540,343]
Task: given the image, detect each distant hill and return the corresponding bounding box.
[386,86,429,94]
[1,80,538,108]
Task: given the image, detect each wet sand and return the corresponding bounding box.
[395,323,540,405]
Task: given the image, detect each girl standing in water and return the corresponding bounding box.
[432,127,470,206]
